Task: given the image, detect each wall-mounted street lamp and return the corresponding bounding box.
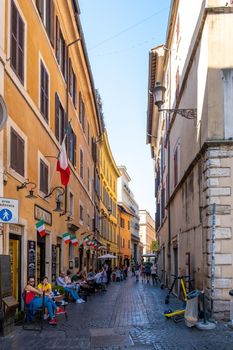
[44,186,65,212]
[17,182,37,199]
[153,82,197,120]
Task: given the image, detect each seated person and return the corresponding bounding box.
[87,269,95,281]
[38,276,67,308]
[71,270,82,283]
[56,272,85,304]
[25,277,64,325]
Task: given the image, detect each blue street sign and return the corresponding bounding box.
[0,209,13,222]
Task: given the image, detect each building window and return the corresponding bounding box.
[128,240,130,249]
[55,93,66,143]
[40,159,49,195]
[56,17,66,80]
[69,192,74,217]
[40,60,49,122]
[87,212,90,228]
[120,218,125,229]
[10,127,25,177]
[87,166,90,192]
[68,127,76,167]
[10,1,25,83]
[174,146,178,188]
[69,60,76,107]
[79,93,85,132]
[175,67,179,101]
[80,148,84,179]
[128,221,130,230]
[79,204,83,223]
[36,0,54,45]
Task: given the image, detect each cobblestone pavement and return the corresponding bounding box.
[1,277,233,349]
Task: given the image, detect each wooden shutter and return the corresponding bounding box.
[18,135,24,176]
[10,128,17,171]
[11,1,25,83]
[18,15,24,82]
[40,160,48,194]
[11,128,24,176]
[55,93,60,141]
[73,133,77,167]
[46,0,54,46]
[79,92,82,123]
[82,103,85,132]
[55,17,60,63]
[11,2,17,71]
[73,73,76,108]
[36,0,44,18]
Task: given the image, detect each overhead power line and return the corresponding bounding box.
[89,7,169,51]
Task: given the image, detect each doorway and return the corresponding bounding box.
[9,234,21,304]
[37,234,46,284]
[173,247,178,294]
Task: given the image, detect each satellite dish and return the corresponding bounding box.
[0,95,7,131]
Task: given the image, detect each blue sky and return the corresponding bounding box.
[78,0,171,217]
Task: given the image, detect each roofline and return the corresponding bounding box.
[103,130,121,177]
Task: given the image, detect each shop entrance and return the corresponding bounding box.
[9,234,21,304]
[37,234,46,284]
[56,243,61,277]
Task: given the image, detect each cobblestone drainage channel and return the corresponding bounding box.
[90,328,134,348]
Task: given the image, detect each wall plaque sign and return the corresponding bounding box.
[34,205,52,226]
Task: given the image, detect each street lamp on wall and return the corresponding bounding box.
[44,186,65,212]
[17,181,37,199]
[153,82,197,120]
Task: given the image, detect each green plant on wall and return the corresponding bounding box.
[150,240,158,252]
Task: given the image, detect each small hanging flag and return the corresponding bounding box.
[83,236,89,242]
[36,220,46,238]
[63,232,71,244]
[71,236,78,246]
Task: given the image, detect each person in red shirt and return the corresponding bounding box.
[24,277,64,325]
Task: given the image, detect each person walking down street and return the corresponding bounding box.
[144,264,151,283]
[56,272,85,303]
[150,263,158,286]
[140,265,145,283]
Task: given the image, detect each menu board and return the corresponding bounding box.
[27,240,36,279]
[51,245,57,283]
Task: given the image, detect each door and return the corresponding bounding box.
[9,234,21,304]
[37,234,46,284]
[56,244,61,277]
[173,247,178,294]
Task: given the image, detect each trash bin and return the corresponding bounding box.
[184,290,200,328]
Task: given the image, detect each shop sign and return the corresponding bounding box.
[9,224,22,234]
[34,205,52,226]
[27,240,36,279]
[0,198,19,224]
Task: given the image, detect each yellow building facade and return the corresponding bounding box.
[117,205,132,267]
[1,0,102,304]
[99,130,120,260]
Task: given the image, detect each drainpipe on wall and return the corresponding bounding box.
[210,202,216,318]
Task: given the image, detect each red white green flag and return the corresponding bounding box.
[36,220,46,238]
[57,139,70,186]
[71,236,78,246]
[63,232,71,244]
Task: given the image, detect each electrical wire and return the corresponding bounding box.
[89,7,169,51]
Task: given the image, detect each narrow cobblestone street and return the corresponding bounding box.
[1,277,233,350]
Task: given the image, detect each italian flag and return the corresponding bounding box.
[71,236,78,246]
[36,220,46,238]
[57,139,70,186]
[83,236,90,243]
[63,232,71,244]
